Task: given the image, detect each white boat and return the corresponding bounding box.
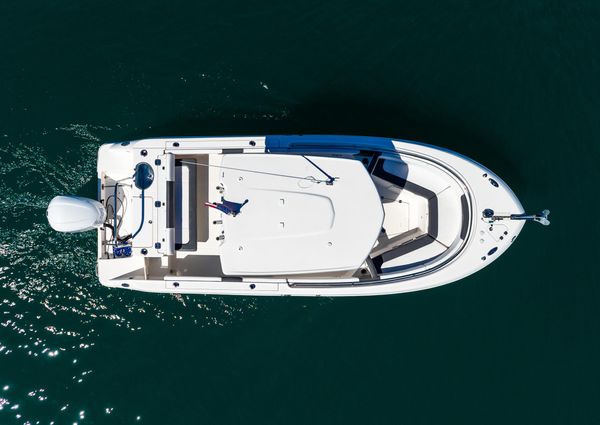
[47,135,549,296]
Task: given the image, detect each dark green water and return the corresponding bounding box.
[1,1,599,424]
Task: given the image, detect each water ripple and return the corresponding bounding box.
[0,127,261,424]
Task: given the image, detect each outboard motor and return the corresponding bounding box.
[47,196,106,233]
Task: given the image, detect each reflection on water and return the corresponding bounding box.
[0,126,262,424]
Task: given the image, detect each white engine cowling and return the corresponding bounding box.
[47,196,106,233]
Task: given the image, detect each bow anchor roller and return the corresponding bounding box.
[483,208,551,226]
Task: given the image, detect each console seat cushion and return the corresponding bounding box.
[434,186,463,247]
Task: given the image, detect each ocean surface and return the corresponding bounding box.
[1,1,599,424]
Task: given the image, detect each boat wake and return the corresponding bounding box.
[0,129,261,424]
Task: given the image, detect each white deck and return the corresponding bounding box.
[219,154,384,275]
[93,136,530,297]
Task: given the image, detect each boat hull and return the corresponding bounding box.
[96,135,525,296]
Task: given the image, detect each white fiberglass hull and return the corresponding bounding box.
[94,135,530,297]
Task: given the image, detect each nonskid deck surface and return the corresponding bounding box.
[370,156,468,273]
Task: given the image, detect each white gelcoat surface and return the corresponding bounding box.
[94,136,530,297]
[219,154,384,275]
